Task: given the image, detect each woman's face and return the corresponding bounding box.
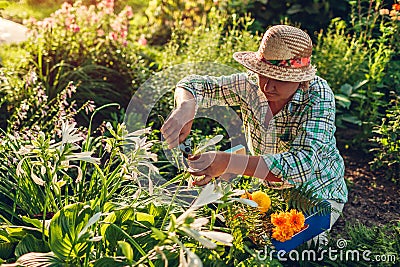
[258,74,300,102]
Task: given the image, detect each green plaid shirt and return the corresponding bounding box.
[177,72,348,203]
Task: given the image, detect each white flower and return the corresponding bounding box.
[61,121,84,144]
[65,152,100,164]
[198,231,233,246]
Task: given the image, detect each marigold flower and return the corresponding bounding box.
[272,225,295,242]
[271,209,306,242]
[393,4,400,11]
[251,191,271,213]
[271,212,289,227]
[289,209,305,232]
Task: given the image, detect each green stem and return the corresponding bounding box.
[160,172,190,230]
[110,224,155,267]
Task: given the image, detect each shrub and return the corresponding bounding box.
[22,0,154,121]
[313,0,397,148]
[370,94,400,181]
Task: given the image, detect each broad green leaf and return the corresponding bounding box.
[118,241,134,262]
[14,234,49,258]
[340,114,362,126]
[353,79,368,90]
[22,216,48,236]
[136,212,154,226]
[93,257,128,267]
[0,242,15,260]
[15,252,64,267]
[334,94,351,109]
[49,203,93,261]
[340,83,353,96]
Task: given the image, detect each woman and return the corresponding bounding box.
[160,25,347,237]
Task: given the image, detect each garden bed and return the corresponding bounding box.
[332,148,400,235]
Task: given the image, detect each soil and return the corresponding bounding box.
[330,147,400,235]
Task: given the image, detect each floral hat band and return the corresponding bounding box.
[255,51,311,69]
[233,25,317,82]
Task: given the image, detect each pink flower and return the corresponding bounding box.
[97,29,105,37]
[138,35,147,46]
[109,32,118,40]
[123,6,134,19]
[69,24,80,33]
[379,9,390,15]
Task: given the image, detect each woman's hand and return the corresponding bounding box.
[160,99,196,149]
[187,151,232,186]
[187,152,283,186]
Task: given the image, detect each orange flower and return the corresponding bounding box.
[289,209,305,232]
[240,191,252,200]
[393,4,400,11]
[251,191,271,213]
[271,212,289,227]
[271,209,306,242]
[272,225,295,242]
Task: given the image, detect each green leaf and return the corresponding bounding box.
[353,79,368,90]
[341,114,362,126]
[136,212,154,226]
[0,242,16,260]
[118,241,134,262]
[334,94,351,109]
[15,252,64,267]
[340,83,353,96]
[14,234,49,258]
[49,203,94,261]
[93,257,128,267]
[151,227,166,241]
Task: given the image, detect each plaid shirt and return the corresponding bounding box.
[177,72,348,203]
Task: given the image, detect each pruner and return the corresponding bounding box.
[179,138,192,168]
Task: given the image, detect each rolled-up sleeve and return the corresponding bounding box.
[176,73,251,107]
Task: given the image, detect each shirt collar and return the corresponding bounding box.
[290,87,310,105]
[286,87,310,115]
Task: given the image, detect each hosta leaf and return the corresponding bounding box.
[14,252,64,267]
[118,241,134,262]
[136,212,154,226]
[49,203,93,261]
[14,234,49,258]
[0,242,16,260]
[93,257,128,267]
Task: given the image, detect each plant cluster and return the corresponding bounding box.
[20,0,154,123]
[313,0,399,159]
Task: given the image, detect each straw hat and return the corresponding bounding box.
[233,25,316,82]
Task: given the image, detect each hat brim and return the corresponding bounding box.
[233,51,316,82]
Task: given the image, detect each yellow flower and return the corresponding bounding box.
[251,191,271,213]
